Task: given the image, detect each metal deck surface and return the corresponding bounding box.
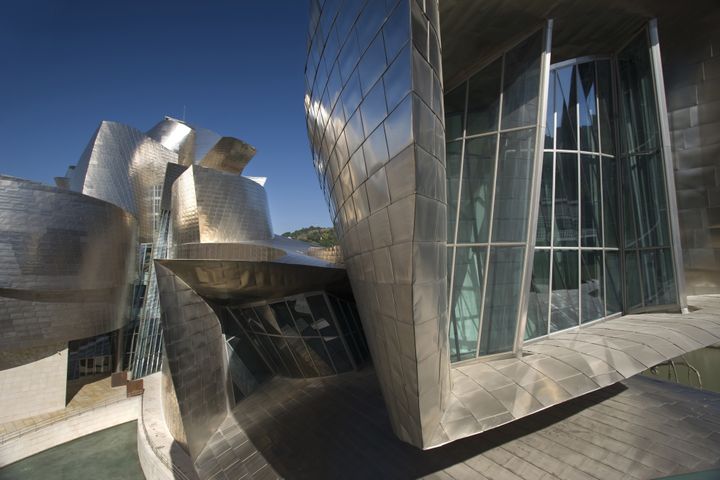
[433,295,720,446]
[195,368,720,480]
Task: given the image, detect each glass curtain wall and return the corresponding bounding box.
[446,30,544,361]
[526,58,622,340]
[226,292,368,378]
[617,30,677,310]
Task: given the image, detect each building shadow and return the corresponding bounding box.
[229,366,627,480]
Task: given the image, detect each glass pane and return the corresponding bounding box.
[457,135,496,243]
[550,250,579,332]
[577,62,598,152]
[501,31,542,130]
[466,57,501,136]
[555,65,577,151]
[253,306,281,335]
[554,153,578,247]
[641,248,677,306]
[526,250,550,340]
[535,152,553,246]
[545,70,556,149]
[269,302,301,336]
[596,60,615,155]
[304,337,335,375]
[322,335,353,372]
[617,32,660,156]
[580,154,601,247]
[307,294,339,336]
[449,247,486,361]
[580,251,604,323]
[446,140,462,242]
[625,153,670,248]
[445,83,465,140]
[605,251,622,315]
[287,297,318,336]
[284,336,316,377]
[603,156,619,248]
[625,251,643,310]
[479,247,523,355]
[492,128,536,242]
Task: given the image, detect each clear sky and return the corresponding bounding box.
[0,0,331,234]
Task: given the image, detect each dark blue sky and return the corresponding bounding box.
[0,0,330,233]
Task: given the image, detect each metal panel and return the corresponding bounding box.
[0,176,137,351]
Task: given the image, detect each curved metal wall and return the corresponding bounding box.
[69,121,179,243]
[171,165,273,245]
[305,0,449,447]
[0,176,137,350]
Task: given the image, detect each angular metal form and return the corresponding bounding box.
[155,262,231,460]
[305,0,720,449]
[199,137,256,174]
[171,165,273,245]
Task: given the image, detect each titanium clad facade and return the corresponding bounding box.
[305,0,450,446]
[171,165,273,245]
[69,121,179,243]
[0,176,137,350]
[155,262,231,460]
[306,0,720,450]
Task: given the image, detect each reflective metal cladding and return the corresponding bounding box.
[0,175,137,350]
[305,0,720,450]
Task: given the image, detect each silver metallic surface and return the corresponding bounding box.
[171,165,273,245]
[0,175,137,351]
[429,294,720,447]
[69,120,178,242]
[146,116,221,167]
[155,262,231,460]
[199,137,257,174]
[305,0,450,448]
[208,363,720,479]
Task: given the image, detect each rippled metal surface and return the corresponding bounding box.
[0,176,136,351]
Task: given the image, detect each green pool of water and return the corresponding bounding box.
[0,421,144,480]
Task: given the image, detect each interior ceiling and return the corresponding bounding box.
[439,0,719,89]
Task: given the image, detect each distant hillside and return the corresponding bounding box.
[281,226,337,247]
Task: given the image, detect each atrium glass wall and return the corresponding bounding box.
[446,29,548,361]
[526,58,622,340]
[225,292,368,378]
[617,30,677,310]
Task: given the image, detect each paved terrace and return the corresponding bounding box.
[191,295,720,479]
[433,295,720,446]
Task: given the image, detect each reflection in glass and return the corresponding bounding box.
[597,60,614,155]
[550,250,579,332]
[501,32,541,129]
[625,154,670,248]
[492,128,535,242]
[269,302,301,336]
[554,153,578,246]
[641,249,676,306]
[580,154,601,247]
[525,251,550,340]
[605,251,622,314]
[625,252,642,310]
[444,84,465,140]
[555,65,577,151]
[535,153,553,246]
[545,70,556,149]
[480,247,523,355]
[449,247,485,361]
[457,136,496,243]
[580,251,604,322]
[307,295,339,336]
[603,156,619,247]
[577,62,598,152]
[446,141,462,241]
[466,58,501,136]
